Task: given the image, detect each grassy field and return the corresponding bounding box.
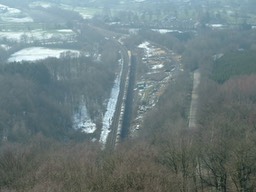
[212,50,256,83]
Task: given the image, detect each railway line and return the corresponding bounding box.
[105,48,132,151]
[90,26,133,151]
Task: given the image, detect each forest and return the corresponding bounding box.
[1,0,256,191]
[0,28,256,192]
[0,55,117,142]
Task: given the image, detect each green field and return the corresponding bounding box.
[212,50,256,83]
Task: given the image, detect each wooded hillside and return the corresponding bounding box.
[1,14,256,192]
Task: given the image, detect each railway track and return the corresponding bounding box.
[105,48,131,151]
[89,25,132,151]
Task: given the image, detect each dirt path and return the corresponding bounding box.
[188,69,200,129]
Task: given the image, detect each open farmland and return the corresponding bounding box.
[29,1,101,20]
[8,47,80,62]
[0,29,76,43]
[0,3,33,23]
[0,2,82,64]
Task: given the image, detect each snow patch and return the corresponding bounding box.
[79,13,93,19]
[210,24,224,28]
[73,102,96,134]
[0,44,10,50]
[57,29,73,33]
[151,29,183,34]
[138,41,155,57]
[151,64,164,70]
[138,41,150,49]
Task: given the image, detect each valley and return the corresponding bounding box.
[1,1,256,191]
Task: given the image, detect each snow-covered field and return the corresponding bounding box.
[0,3,76,44]
[0,4,33,23]
[30,1,96,19]
[0,29,76,43]
[1,1,98,25]
[8,47,80,62]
